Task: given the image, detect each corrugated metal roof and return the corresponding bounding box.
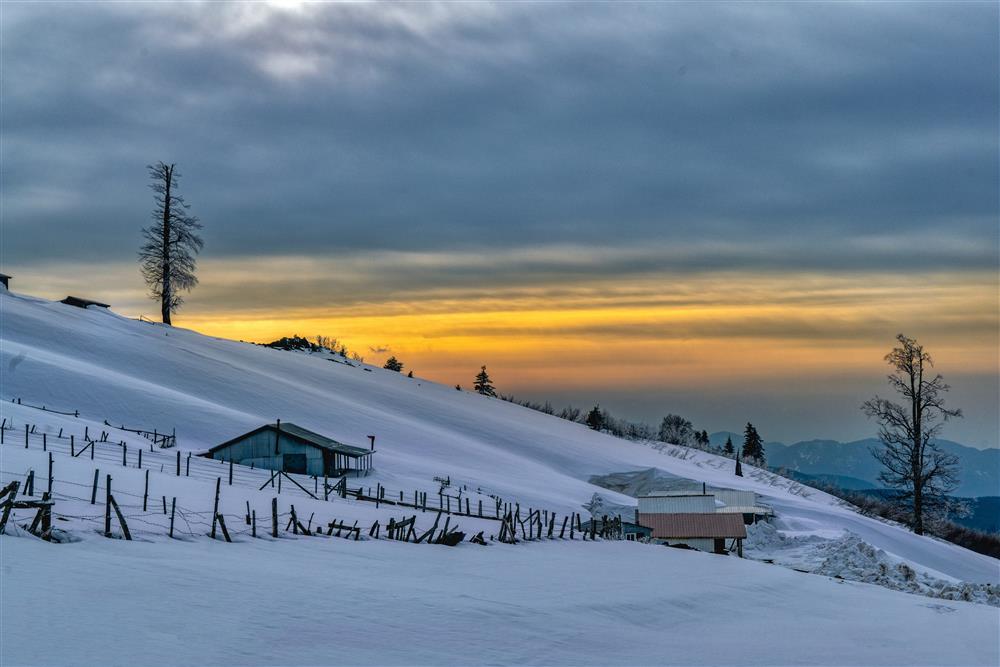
[638,495,716,514]
[638,512,747,539]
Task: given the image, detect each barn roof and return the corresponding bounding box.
[638,512,747,539]
[207,422,372,458]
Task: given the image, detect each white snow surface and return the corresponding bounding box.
[1,290,999,665]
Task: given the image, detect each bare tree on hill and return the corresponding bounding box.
[862,334,961,535]
[138,162,203,324]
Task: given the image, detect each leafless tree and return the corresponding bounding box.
[138,162,203,324]
[862,334,961,535]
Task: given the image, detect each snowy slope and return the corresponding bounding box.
[1,287,997,590]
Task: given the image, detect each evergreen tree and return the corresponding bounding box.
[693,429,710,449]
[383,356,403,372]
[742,422,765,464]
[138,162,203,324]
[724,436,734,455]
[473,366,496,397]
[585,405,604,431]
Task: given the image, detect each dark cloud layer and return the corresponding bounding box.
[2,2,997,272]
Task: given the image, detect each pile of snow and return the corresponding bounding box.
[814,532,1000,607]
[744,523,1000,607]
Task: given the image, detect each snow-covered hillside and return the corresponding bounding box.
[1,289,998,665]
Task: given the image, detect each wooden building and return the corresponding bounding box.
[204,422,374,477]
[0,273,10,289]
[638,512,746,555]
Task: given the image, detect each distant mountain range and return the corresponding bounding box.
[709,432,999,498]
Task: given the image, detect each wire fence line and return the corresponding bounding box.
[2,417,598,546]
[1,420,511,517]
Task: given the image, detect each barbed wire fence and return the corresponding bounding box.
[0,417,606,547]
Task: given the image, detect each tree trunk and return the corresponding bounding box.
[911,354,923,535]
[160,164,173,325]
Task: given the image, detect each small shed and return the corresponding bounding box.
[61,296,111,309]
[204,422,374,477]
[0,273,10,289]
[638,512,747,555]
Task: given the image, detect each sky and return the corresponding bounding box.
[2,1,998,447]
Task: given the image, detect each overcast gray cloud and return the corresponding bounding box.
[2,1,997,270]
[2,2,997,447]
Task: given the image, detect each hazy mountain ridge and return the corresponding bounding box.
[710,433,999,498]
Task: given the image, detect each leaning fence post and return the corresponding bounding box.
[91,468,100,504]
[211,477,221,539]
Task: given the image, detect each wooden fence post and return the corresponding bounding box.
[91,468,100,504]
[42,433,47,451]
[47,453,53,495]
[122,444,127,466]
[272,498,278,538]
[70,434,74,456]
[25,424,29,448]
[0,481,21,534]
[104,474,112,537]
[110,495,132,541]
[186,454,190,476]
[176,450,181,476]
[169,497,176,538]
[229,459,234,486]
[138,449,142,469]
[143,469,149,512]
[211,477,221,539]
[252,510,257,538]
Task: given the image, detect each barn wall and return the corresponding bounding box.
[713,489,757,509]
[210,431,325,476]
[655,538,715,552]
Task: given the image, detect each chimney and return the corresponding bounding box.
[368,435,375,451]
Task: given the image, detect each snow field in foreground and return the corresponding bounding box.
[2,526,998,667]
